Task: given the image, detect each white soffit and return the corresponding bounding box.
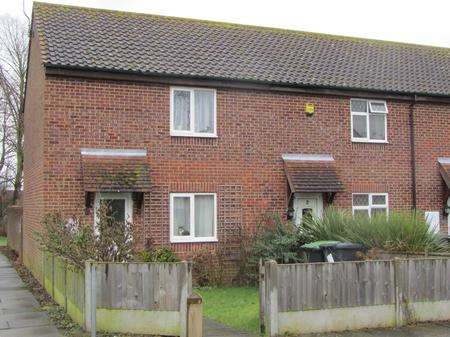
[282,154,334,161]
[80,148,147,157]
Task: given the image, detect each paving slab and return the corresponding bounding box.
[204,319,257,337]
[0,252,60,337]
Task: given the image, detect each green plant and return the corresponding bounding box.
[251,214,304,265]
[301,207,448,253]
[191,248,224,286]
[36,202,134,268]
[137,247,180,263]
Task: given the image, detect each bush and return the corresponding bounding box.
[36,202,134,269]
[251,214,304,264]
[301,207,448,253]
[137,247,180,263]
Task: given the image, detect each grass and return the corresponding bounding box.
[197,286,260,334]
[0,236,6,246]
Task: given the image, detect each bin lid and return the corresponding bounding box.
[301,240,340,250]
[334,242,364,250]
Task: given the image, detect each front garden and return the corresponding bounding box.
[35,206,449,335]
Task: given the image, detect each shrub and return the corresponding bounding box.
[191,248,224,286]
[251,214,304,264]
[137,247,180,263]
[36,202,134,269]
[301,207,448,253]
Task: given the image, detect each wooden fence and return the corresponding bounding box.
[261,257,450,335]
[43,252,194,336]
[6,205,22,256]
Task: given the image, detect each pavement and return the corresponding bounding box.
[0,252,60,337]
[301,322,450,337]
[204,318,257,337]
[204,319,450,337]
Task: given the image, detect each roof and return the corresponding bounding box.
[438,160,450,189]
[33,2,450,97]
[283,156,345,193]
[81,155,151,192]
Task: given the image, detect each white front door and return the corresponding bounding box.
[293,193,323,226]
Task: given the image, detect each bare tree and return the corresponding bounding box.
[0,15,28,203]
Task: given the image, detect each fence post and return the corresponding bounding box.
[265,260,278,337]
[394,258,404,327]
[84,261,92,332]
[187,293,203,337]
[179,261,191,337]
[259,259,266,335]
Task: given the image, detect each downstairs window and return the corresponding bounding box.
[170,193,217,243]
[352,193,388,217]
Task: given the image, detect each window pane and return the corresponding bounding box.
[173,90,190,131]
[353,194,369,206]
[352,114,367,138]
[194,195,214,237]
[194,90,214,133]
[371,208,387,217]
[354,209,369,218]
[101,199,125,222]
[351,99,367,112]
[369,114,386,140]
[369,101,387,113]
[173,197,190,236]
[372,195,386,205]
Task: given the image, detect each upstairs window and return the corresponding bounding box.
[170,193,217,243]
[351,99,388,142]
[352,193,388,218]
[170,87,216,137]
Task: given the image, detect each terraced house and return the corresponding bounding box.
[23,2,450,279]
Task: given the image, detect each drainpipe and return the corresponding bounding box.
[409,96,417,210]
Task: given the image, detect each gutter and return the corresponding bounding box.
[409,96,417,210]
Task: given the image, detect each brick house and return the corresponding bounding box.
[23,2,449,280]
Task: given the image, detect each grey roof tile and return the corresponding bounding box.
[33,2,450,96]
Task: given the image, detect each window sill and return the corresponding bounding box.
[170,131,218,138]
[170,237,218,244]
[351,139,389,144]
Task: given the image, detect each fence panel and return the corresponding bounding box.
[263,257,450,336]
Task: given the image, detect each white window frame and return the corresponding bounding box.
[94,192,133,226]
[352,193,389,217]
[170,193,217,243]
[170,87,217,138]
[350,99,388,143]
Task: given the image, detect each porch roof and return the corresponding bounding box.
[438,158,450,189]
[283,155,344,193]
[81,151,151,192]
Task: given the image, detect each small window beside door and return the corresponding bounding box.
[170,193,217,243]
[352,193,388,217]
[170,87,217,138]
[94,192,133,224]
[351,99,388,143]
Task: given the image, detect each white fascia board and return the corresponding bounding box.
[80,148,147,157]
[438,157,450,164]
[282,154,334,161]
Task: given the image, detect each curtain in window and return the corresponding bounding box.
[195,195,214,237]
[194,90,214,133]
[369,114,385,140]
[174,90,190,130]
[174,197,190,236]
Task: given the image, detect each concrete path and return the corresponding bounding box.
[204,318,257,337]
[300,322,450,337]
[0,253,60,337]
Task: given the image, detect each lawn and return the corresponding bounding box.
[197,286,259,334]
[0,236,6,246]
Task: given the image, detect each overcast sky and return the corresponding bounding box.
[1,0,450,48]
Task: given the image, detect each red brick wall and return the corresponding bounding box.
[24,73,450,279]
[415,103,450,234]
[23,27,46,281]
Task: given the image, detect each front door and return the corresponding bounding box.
[293,193,323,226]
